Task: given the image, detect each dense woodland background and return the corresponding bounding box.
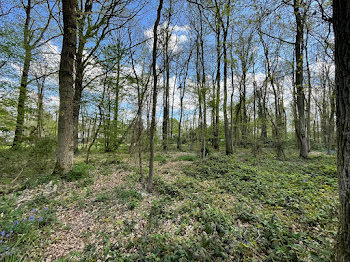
[1,0,350,261]
[0,0,335,160]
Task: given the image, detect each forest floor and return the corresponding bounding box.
[0,145,339,261]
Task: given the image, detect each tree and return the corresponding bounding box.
[72,0,126,152]
[53,0,77,175]
[216,0,232,155]
[161,0,173,151]
[333,0,350,260]
[147,0,163,191]
[293,0,309,158]
[12,0,55,147]
[177,49,192,150]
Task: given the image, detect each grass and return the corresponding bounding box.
[0,147,338,261]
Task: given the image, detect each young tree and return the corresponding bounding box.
[333,0,350,260]
[53,0,77,175]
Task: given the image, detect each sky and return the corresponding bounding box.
[0,0,335,131]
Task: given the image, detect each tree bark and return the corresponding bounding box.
[333,0,350,260]
[147,0,163,192]
[177,50,191,150]
[13,0,32,148]
[222,18,232,155]
[36,77,45,139]
[162,5,172,151]
[213,15,220,150]
[305,30,312,152]
[53,0,77,175]
[294,0,308,158]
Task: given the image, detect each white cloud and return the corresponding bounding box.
[144,23,189,53]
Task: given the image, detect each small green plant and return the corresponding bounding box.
[64,162,92,182]
[0,206,55,260]
[154,154,167,163]
[175,154,199,161]
[95,193,111,203]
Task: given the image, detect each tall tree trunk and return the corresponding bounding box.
[305,30,312,152]
[211,73,216,147]
[73,64,83,153]
[222,19,232,155]
[13,0,32,148]
[162,6,172,151]
[36,78,45,139]
[170,74,176,139]
[328,89,335,154]
[198,6,207,156]
[241,70,247,146]
[214,17,220,150]
[294,0,308,158]
[177,50,191,150]
[147,0,163,191]
[196,39,205,160]
[333,0,350,260]
[113,66,121,149]
[73,0,91,153]
[53,0,77,175]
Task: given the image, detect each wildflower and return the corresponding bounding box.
[5,234,10,238]
[32,208,36,212]
[10,230,13,234]
[6,251,11,256]
[1,231,5,237]
[28,216,35,221]
[44,207,48,211]
[13,220,19,225]
[0,240,2,243]
[6,247,9,251]
[39,217,43,222]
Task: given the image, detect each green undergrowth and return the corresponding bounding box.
[0,150,130,261]
[0,148,338,261]
[102,150,338,261]
[0,194,57,260]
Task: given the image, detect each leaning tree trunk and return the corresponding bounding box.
[333,0,350,260]
[53,0,77,175]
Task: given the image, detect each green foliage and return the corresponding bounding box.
[0,148,338,261]
[114,186,143,210]
[0,195,56,260]
[30,137,57,156]
[153,177,182,198]
[175,154,199,161]
[109,150,337,261]
[154,154,167,163]
[64,162,92,182]
[0,147,56,194]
